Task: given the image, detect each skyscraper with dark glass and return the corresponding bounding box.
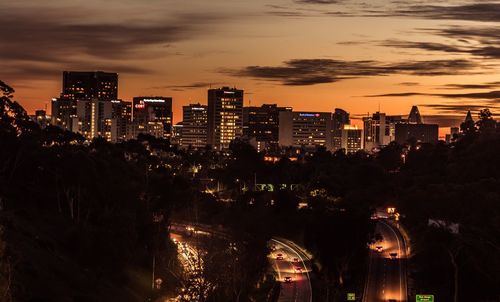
[62,71,118,101]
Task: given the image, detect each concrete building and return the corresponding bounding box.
[279,111,333,150]
[132,96,173,139]
[111,100,132,142]
[339,125,363,154]
[62,71,118,101]
[207,87,244,150]
[243,104,291,151]
[181,103,208,149]
[363,112,403,151]
[76,99,113,141]
[52,71,118,131]
[395,106,438,144]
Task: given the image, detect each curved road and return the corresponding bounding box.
[363,220,408,302]
[269,238,313,302]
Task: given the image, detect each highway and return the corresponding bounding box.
[363,220,408,302]
[269,238,313,302]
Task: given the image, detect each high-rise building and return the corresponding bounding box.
[132,96,173,139]
[340,125,363,154]
[207,87,244,150]
[75,99,113,141]
[331,108,350,151]
[181,103,208,149]
[332,108,350,130]
[51,97,78,131]
[62,71,118,101]
[395,106,438,144]
[111,100,132,142]
[408,105,423,124]
[279,111,333,150]
[243,104,291,151]
[363,112,403,151]
[52,71,118,132]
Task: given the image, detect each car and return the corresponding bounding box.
[276,253,283,260]
[375,246,383,252]
[284,276,292,283]
[293,257,299,263]
[270,245,276,251]
[388,299,397,302]
[389,252,398,259]
[294,266,302,273]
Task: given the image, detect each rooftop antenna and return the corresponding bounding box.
[378,101,381,113]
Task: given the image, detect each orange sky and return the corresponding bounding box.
[2,0,499,135]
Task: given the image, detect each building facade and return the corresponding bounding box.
[339,125,363,154]
[132,96,173,139]
[363,112,403,151]
[181,103,208,148]
[243,104,291,151]
[75,99,113,141]
[279,111,333,150]
[207,87,244,150]
[62,71,118,101]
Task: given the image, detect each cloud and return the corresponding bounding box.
[441,82,500,90]
[153,82,222,91]
[380,40,464,54]
[295,0,343,4]
[0,6,232,81]
[398,82,420,86]
[367,90,500,100]
[225,58,478,86]
[421,104,500,116]
[380,3,500,23]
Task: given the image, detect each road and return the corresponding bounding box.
[363,220,408,302]
[269,238,313,302]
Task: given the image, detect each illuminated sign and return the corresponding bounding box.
[192,107,205,111]
[135,101,145,109]
[299,113,321,117]
[143,99,166,103]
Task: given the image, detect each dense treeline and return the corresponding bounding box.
[0,81,183,301]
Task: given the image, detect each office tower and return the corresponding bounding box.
[395,106,438,144]
[111,100,132,142]
[51,97,78,131]
[408,105,423,124]
[132,96,173,139]
[332,108,350,130]
[243,104,292,151]
[172,122,183,145]
[207,87,244,150]
[363,112,403,151]
[52,71,118,131]
[181,103,208,149]
[62,71,118,101]
[340,125,363,154]
[76,99,113,141]
[279,111,333,150]
[331,108,350,151]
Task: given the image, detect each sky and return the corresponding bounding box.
[1,0,500,132]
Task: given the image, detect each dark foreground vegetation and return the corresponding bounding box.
[1,81,499,301]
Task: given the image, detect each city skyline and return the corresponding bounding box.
[2,0,500,132]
